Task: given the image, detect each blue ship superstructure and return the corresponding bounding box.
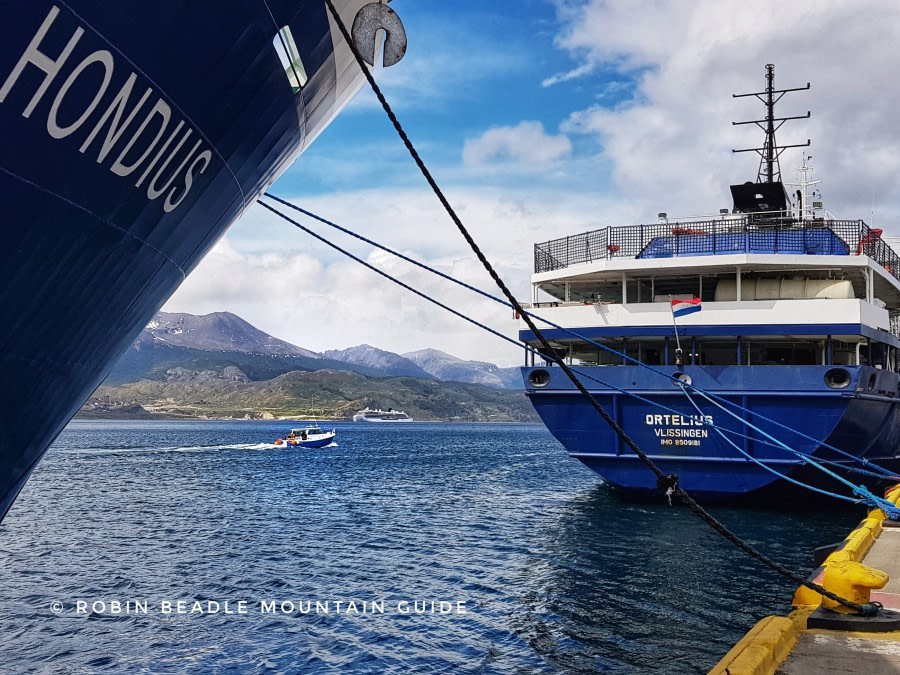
[520,66,900,502]
[0,0,406,521]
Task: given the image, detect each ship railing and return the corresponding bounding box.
[534,216,900,281]
[891,311,900,338]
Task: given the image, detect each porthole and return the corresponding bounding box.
[824,368,851,389]
[528,369,551,388]
[672,371,692,386]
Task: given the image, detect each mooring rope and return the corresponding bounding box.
[272,197,838,478]
[683,385,900,516]
[264,194,900,490]
[256,200,527,354]
[262,193,876,614]
[320,0,883,616]
[677,384,878,504]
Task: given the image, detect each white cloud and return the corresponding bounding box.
[164,233,526,367]
[164,186,624,367]
[550,0,900,224]
[541,61,596,88]
[167,1,900,370]
[462,121,572,166]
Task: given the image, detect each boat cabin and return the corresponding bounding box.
[523,213,900,373]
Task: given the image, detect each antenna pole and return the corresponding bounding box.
[732,64,811,183]
[764,64,776,183]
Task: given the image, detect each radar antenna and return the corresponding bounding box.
[732,63,810,183]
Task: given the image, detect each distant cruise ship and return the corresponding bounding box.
[353,407,413,422]
[0,0,407,522]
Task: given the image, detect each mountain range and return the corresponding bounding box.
[112,311,522,388]
[83,312,533,422]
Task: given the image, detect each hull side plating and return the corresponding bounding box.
[524,365,900,502]
[0,0,372,520]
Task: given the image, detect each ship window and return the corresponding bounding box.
[637,342,664,366]
[870,342,888,370]
[832,340,860,366]
[747,341,818,365]
[570,339,626,366]
[696,340,740,366]
[273,26,308,92]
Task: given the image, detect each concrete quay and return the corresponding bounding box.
[711,486,900,673]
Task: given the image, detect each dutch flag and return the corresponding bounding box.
[671,297,702,318]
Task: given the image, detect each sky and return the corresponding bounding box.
[162,0,900,367]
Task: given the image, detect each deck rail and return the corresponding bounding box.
[534,217,900,281]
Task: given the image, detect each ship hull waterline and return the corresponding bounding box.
[523,364,900,503]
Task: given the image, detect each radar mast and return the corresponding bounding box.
[732,63,810,184]
[729,64,811,214]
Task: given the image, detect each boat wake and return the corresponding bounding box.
[65,443,275,455]
[66,441,343,457]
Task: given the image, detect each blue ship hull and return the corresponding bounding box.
[523,364,900,502]
[0,1,376,521]
[521,65,900,504]
[292,436,336,449]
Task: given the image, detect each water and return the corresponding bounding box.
[0,420,862,673]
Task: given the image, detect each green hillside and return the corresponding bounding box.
[83,367,536,422]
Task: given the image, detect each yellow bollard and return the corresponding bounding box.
[884,483,900,505]
[821,560,889,614]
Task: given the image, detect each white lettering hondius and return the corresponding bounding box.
[0,5,213,212]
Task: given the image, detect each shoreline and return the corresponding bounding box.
[72,413,539,424]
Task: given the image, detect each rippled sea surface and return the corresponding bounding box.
[0,420,862,673]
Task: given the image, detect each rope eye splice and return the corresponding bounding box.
[656,473,679,506]
[852,485,900,521]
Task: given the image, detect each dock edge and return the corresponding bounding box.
[709,484,900,673]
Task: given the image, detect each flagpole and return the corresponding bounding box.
[668,294,683,366]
